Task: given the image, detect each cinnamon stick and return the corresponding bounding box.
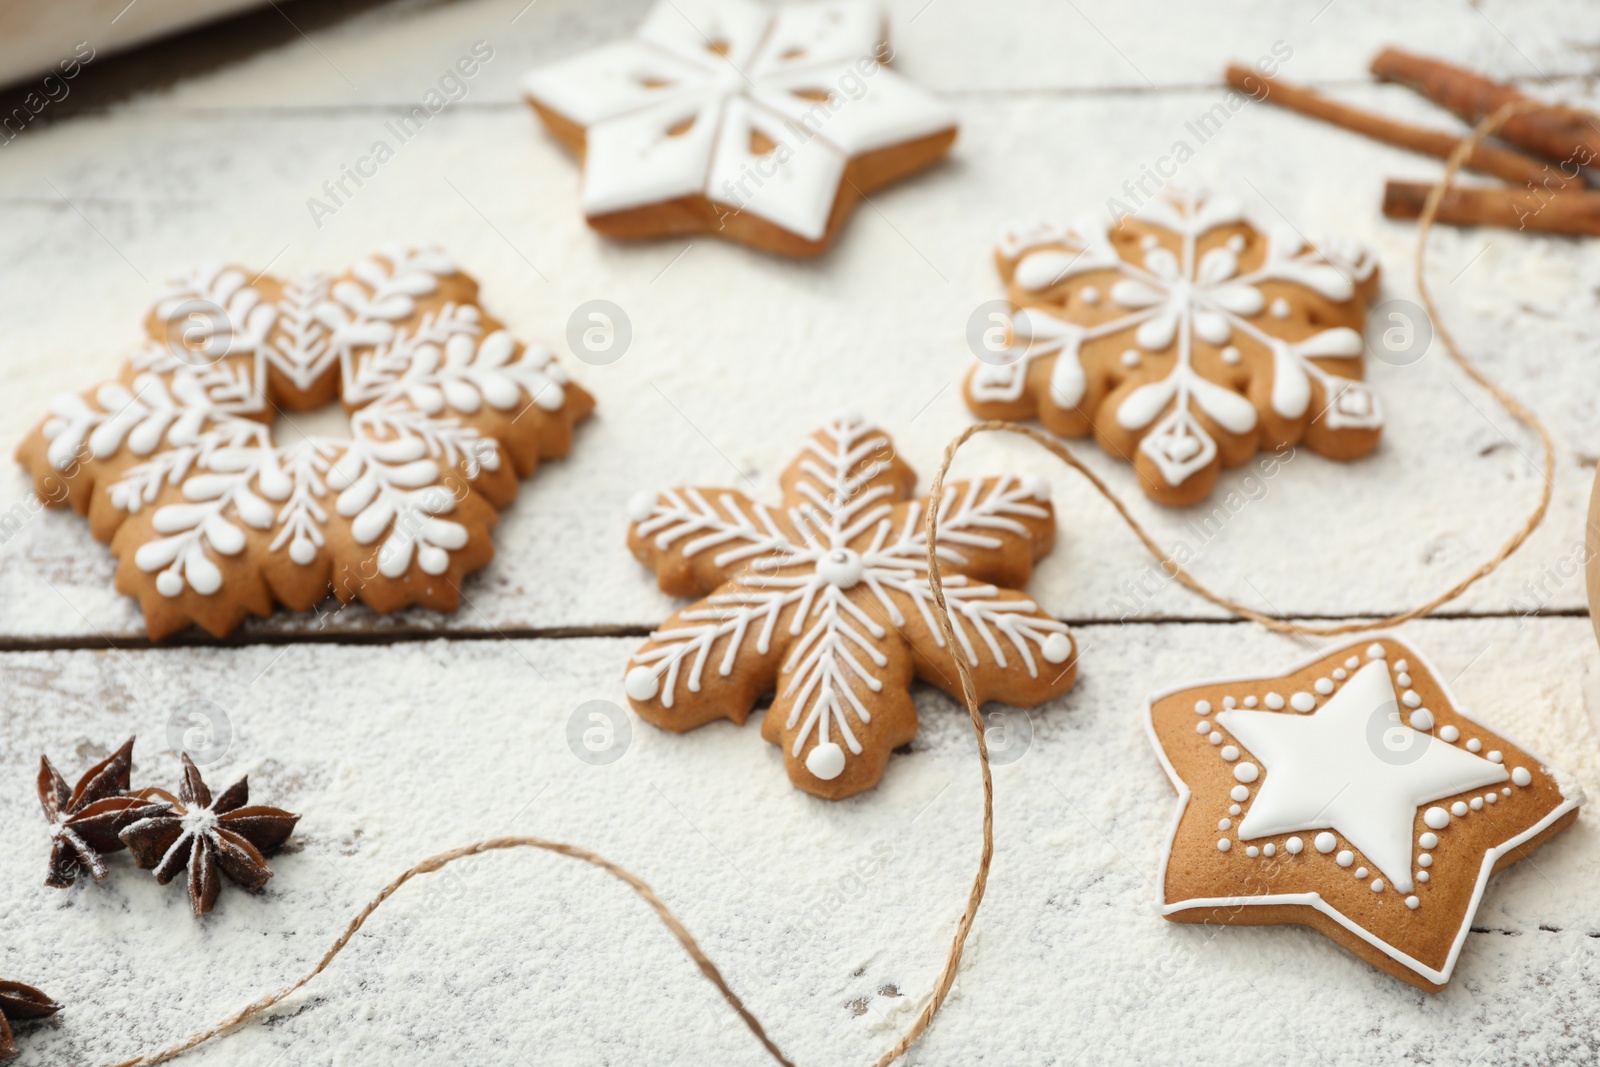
[1225,64,1553,186]
[1372,48,1600,170]
[1383,180,1600,236]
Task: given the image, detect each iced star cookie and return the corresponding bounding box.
[965,190,1384,506]
[623,415,1076,800]
[522,0,957,257]
[1145,637,1581,990]
[16,248,594,639]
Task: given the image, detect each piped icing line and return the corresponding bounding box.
[1142,633,1582,987]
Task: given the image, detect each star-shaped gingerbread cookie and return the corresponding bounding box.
[1145,636,1581,990]
[624,415,1075,799]
[522,0,957,256]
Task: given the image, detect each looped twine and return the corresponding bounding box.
[102,101,1550,1067]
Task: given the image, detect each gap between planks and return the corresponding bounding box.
[0,608,1587,654]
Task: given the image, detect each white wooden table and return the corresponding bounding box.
[2,2,1598,1063]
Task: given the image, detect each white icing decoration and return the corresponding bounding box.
[43,248,571,599]
[1367,644,1386,659]
[1286,836,1303,855]
[1470,797,1483,810]
[1222,696,1237,709]
[995,191,1382,489]
[1220,745,1239,761]
[1314,832,1337,854]
[1419,832,1437,849]
[1355,866,1368,879]
[1512,766,1532,787]
[1466,738,1482,753]
[1218,818,1231,831]
[1487,750,1502,764]
[1332,668,1346,681]
[1418,853,1432,867]
[805,741,846,780]
[1405,895,1420,910]
[1484,792,1496,803]
[1263,843,1275,857]
[1215,660,1508,895]
[522,0,955,241]
[1233,762,1258,783]
[1424,807,1450,830]
[1371,879,1384,893]
[1194,700,1212,715]
[1336,849,1354,867]
[1209,732,1222,745]
[628,491,659,522]
[816,547,864,588]
[625,665,662,701]
[1216,838,1231,851]
[1120,348,1140,367]
[1229,804,1242,816]
[1264,692,1284,710]
[1410,709,1434,731]
[1243,696,1258,708]
[628,417,1070,780]
[1451,801,1468,817]
[1345,656,1360,669]
[1394,659,1408,672]
[1230,785,1249,802]
[1042,632,1073,664]
[1195,721,1211,734]
[1289,692,1316,712]
[1397,672,1412,687]
[1402,689,1422,708]
[1246,845,1259,857]
[1146,635,1580,989]
[1439,725,1460,743]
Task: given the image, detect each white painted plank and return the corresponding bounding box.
[0,618,1594,1064]
[0,80,1596,639]
[83,0,1600,112]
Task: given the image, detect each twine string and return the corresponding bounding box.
[103,101,1550,1067]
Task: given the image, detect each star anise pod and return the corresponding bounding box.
[119,755,299,916]
[0,981,59,1059]
[39,738,170,888]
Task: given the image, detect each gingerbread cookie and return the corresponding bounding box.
[965,190,1384,506]
[1145,636,1581,990]
[522,0,957,257]
[16,248,594,639]
[624,415,1076,799]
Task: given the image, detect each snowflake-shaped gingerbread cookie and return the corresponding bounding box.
[1146,637,1581,990]
[623,416,1076,799]
[16,247,594,639]
[966,190,1384,506]
[522,0,957,256]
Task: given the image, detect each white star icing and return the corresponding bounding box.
[522,0,955,240]
[1217,660,1508,894]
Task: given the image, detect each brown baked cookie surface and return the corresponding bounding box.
[521,0,957,257]
[966,190,1383,506]
[16,247,593,639]
[1145,636,1582,990]
[623,416,1076,800]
